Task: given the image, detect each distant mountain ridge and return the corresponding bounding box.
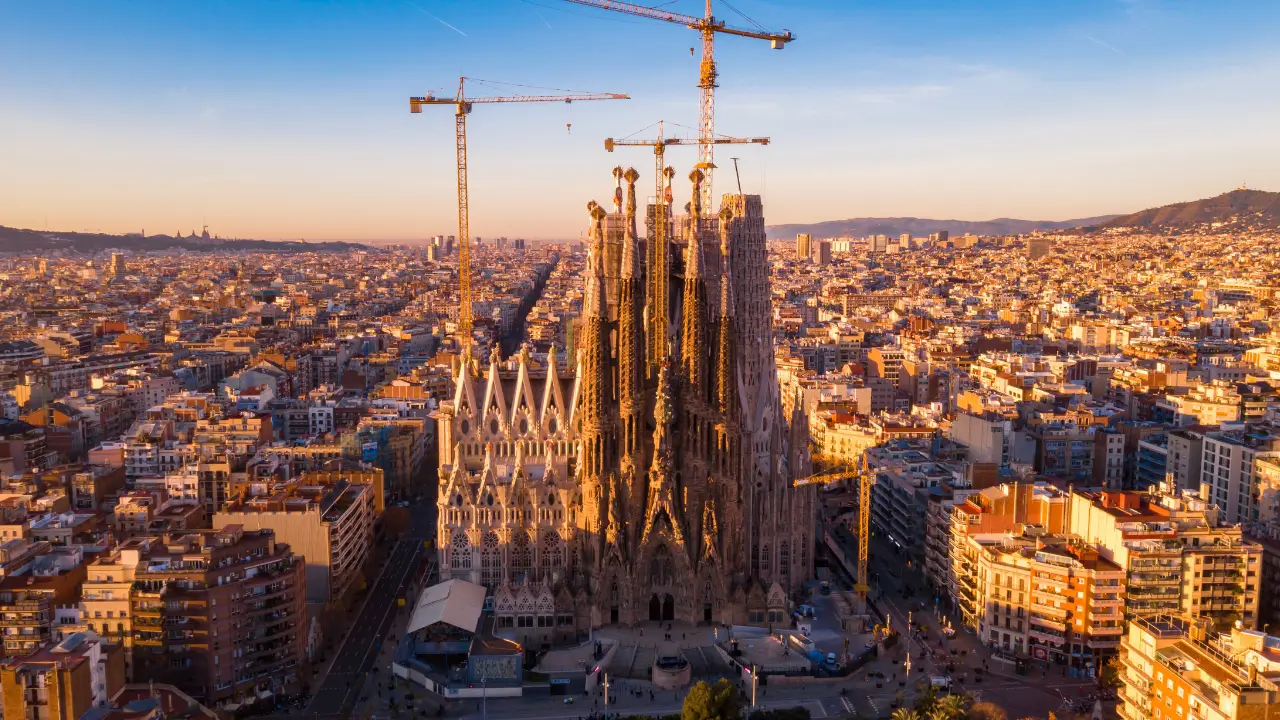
[1096,188,1280,232]
[765,214,1119,241]
[0,225,369,254]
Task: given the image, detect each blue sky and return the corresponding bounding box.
[2,0,1279,240]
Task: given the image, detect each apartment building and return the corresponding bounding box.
[1069,491,1262,629]
[866,346,906,388]
[960,533,1126,666]
[1168,426,1211,493]
[949,412,1013,467]
[1118,616,1280,720]
[77,541,146,678]
[128,528,306,706]
[923,487,977,604]
[214,479,374,603]
[0,547,88,658]
[1163,382,1246,426]
[1200,425,1280,525]
[867,440,963,569]
[948,484,1070,627]
[0,632,126,720]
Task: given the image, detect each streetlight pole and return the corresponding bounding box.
[603,671,610,708]
[481,674,487,720]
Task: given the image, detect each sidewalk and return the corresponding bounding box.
[351,558,442,718]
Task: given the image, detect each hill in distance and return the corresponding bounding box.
[0,225,369,254]
[766,214,1118,241]
[1095,188,1280,232]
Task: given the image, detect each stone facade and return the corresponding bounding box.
[435,169,815,634]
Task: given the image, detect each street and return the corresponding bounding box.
[304,488,438,717]
[304,539,422,716]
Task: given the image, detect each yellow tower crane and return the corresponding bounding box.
[568,0,792,210]
[808,452,873,604]
[604,122,768,371]
[410,78,628,349]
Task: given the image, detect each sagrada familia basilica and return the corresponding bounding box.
[435,167,815,635]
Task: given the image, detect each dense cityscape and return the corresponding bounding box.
[4,2,1280,720]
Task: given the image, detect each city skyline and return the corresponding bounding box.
[3,0,1280,240]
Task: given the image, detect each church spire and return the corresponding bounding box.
[583,201,608,320]
[618,168,645,459]
[578,200,613,480]
[716,204,740,419]
[680,169,710,402]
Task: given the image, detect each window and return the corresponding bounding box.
[451,531,472,570]
[540,531,563,575]
[481,532,502,588]
[650,545,674,587]
[512,532,533,580]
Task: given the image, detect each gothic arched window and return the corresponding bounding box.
[481,532,502,588]
[760,544,770,575]
[512,532,533,580]
[649,545,674,587]
[540,531,563,573]
[779,541,790,580]
[451,531,472,570]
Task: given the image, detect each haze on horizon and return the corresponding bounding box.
[2,0,1280,242]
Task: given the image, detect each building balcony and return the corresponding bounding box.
[1129,573,1180,585]
[1127,586,1180,599]
[1029,627,1066,645]
[1029,614,1068,632]
[1030,602,1069,619]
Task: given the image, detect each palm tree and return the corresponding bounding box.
[914,685,939,714]
[892,709,922,720]
[938,694,968,719]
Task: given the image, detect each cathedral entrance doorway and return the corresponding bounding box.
[704,604,712,622]
[649,594,675,622]
[611,606,619,624]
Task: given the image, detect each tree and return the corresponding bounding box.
[891,710,922,720]
[1099,657,1123,690]
[913,685,939,714]
[937,694,968,720]
[967,701,1009,720]
[682,679,742,720]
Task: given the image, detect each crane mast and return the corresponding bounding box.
[411,78,628,350]
[808,452,872,605]
[567,0,791,210]
[605,123,767,373]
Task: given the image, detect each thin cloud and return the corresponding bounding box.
[532,8,553,29]
[1085,34,1126,55]
[405,2,468,37]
